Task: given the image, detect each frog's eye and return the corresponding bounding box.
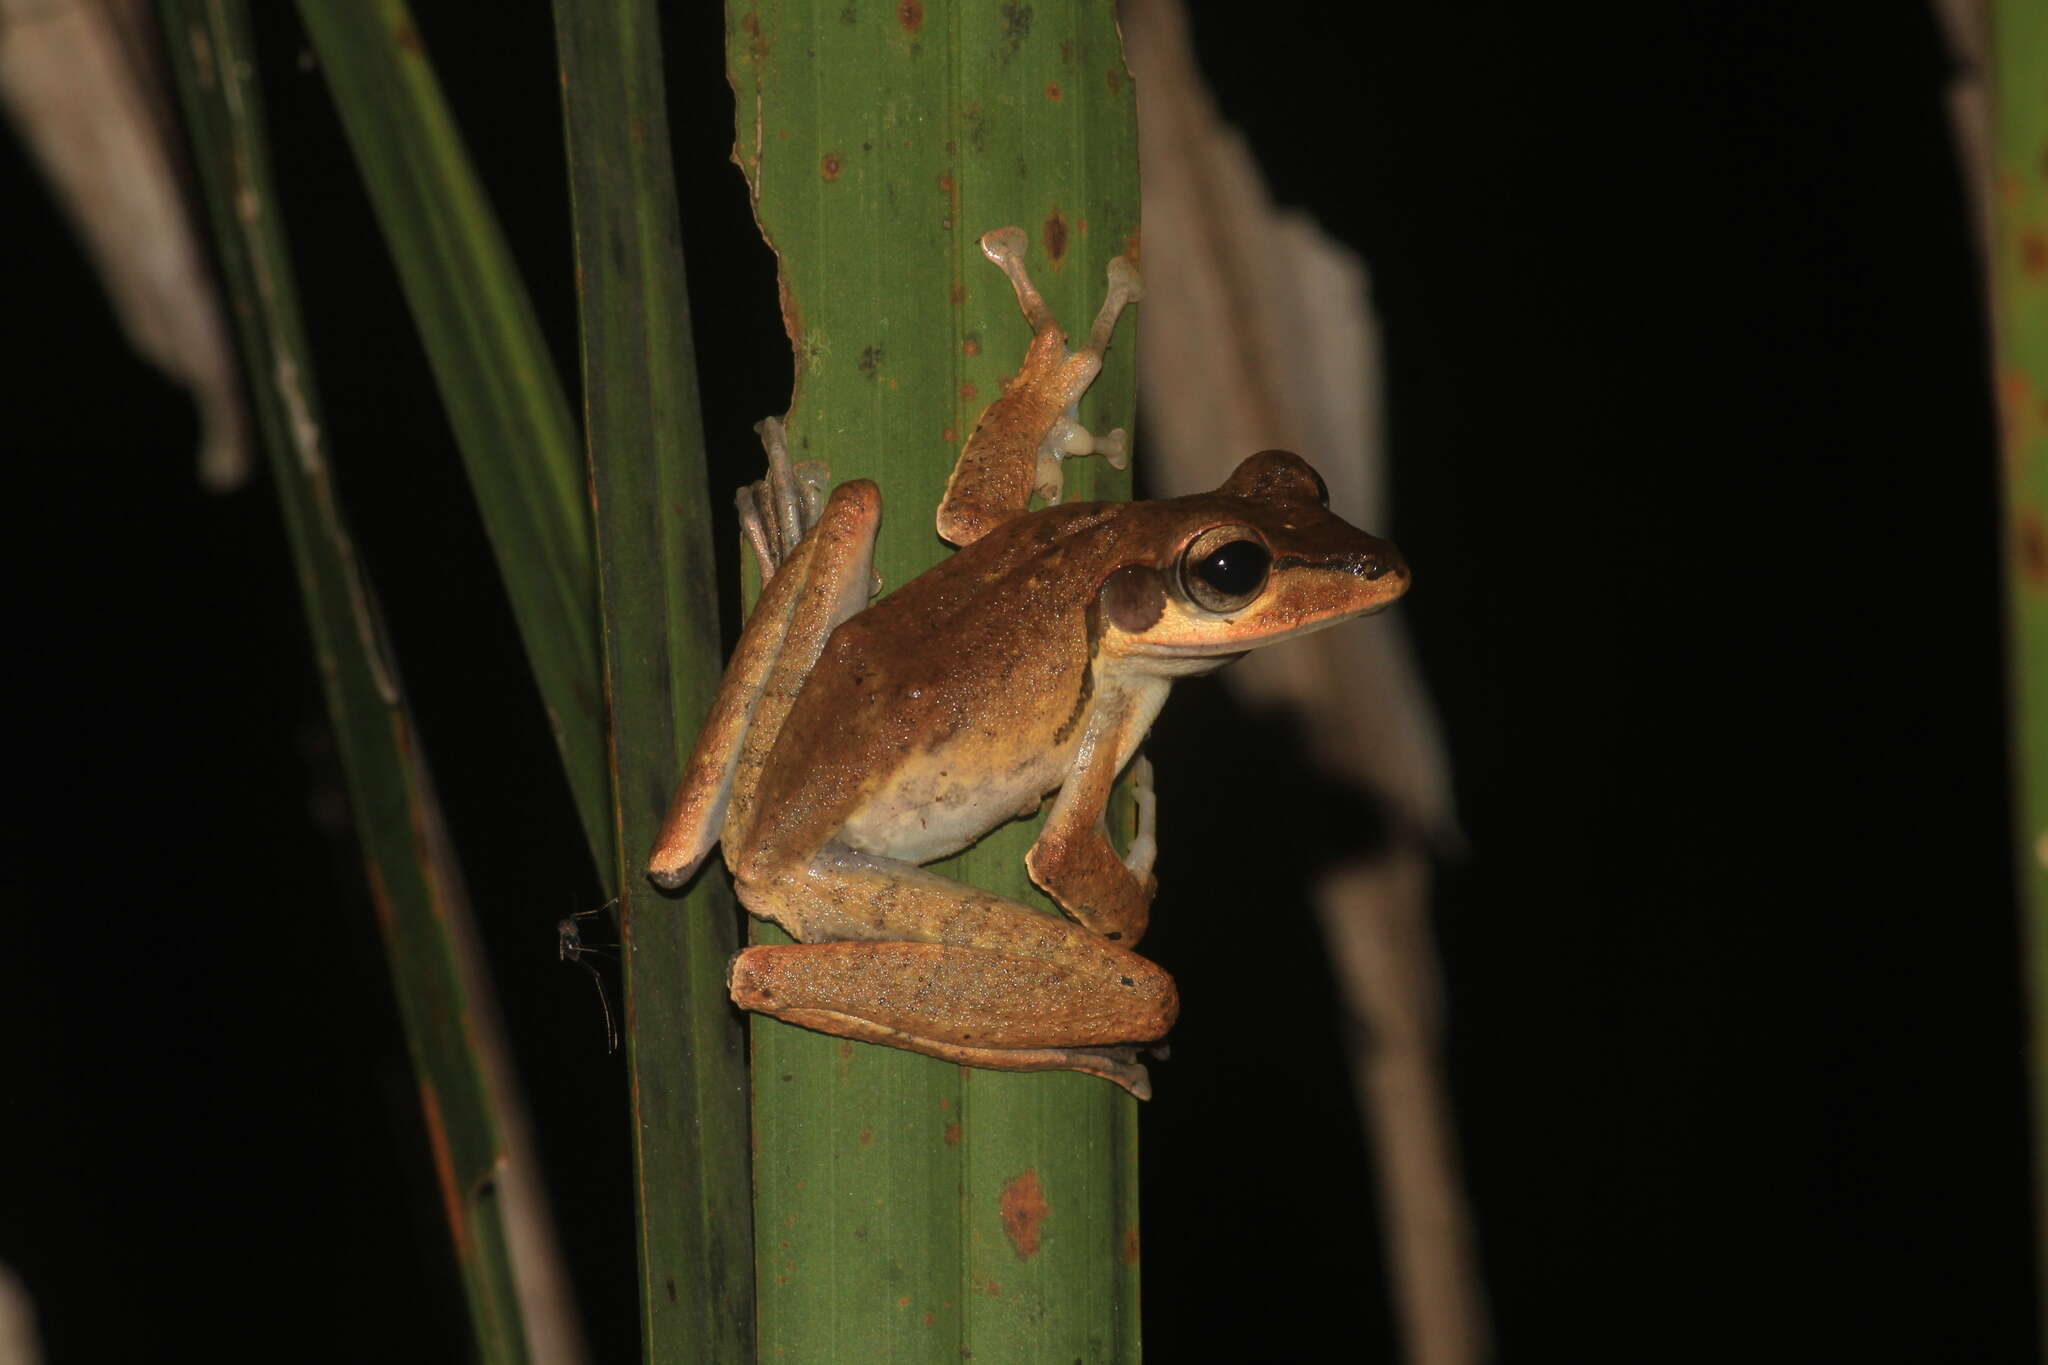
[1179,526,1271,613]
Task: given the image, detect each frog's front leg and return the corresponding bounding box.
[936,228,1143,547]
[648,430,881,888]
[729,846,1177,1098]
[1025,678,1166,946]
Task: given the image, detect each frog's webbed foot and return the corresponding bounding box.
[937,231,1144,546]
[736,415,831,583]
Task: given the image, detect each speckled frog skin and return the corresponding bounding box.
[649,228,1409,1097]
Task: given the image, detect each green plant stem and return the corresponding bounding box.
[554,4,756,1360]
[728,3,1143,1359]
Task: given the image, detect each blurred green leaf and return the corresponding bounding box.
[161,4,584,1359]
[1988,2,2048,1345]
[294,0,612,872]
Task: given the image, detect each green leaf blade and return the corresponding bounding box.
[554,3,757,1361]
[162,4,585,1359]
[294,0,612,872]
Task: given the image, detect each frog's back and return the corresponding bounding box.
[748,501,1127,866]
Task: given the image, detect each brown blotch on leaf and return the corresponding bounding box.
[2024,228,2048,278]
[1043,211,1069,263]
[899,0,924,31]
[1045,82,1063,101]
[944,1121,962,1146]
[2022,512,2048,587]
[665,1275,679,1303]
[998,1168,1050,1259]
[821,153,843,181]
[857,344,884,378]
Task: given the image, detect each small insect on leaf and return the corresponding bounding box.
[558,899,620,1053]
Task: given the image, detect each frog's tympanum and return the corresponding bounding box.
[649,227,1409,1097]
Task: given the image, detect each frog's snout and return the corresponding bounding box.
[1359,546,1406,583]
[1353,540,1410,599]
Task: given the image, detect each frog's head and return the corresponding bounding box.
[1100,450,1409,667]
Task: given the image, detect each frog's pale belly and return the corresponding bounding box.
[838,732,1077,866]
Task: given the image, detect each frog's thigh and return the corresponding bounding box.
[729,940,1172,1098]
[730,848,1177,1092]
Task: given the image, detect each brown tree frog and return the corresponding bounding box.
[648,227,1410,1097]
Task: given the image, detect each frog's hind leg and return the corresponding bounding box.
[647,423,880,887]
[728,847,1178,1097]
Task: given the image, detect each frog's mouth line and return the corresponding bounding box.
[1272,552,1407,583]
[1120,603,1397,660]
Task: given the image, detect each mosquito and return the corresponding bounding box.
[558,899,620,1053]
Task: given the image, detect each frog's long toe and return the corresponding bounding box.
[738,415,835,581]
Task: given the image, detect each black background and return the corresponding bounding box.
[6,2,2031,1361]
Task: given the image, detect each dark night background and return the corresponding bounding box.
[5,2,2030,1361]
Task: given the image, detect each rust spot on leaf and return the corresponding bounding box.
[858,1126,875,1147]
[941,425,958,444]
[962,336,980,356]
[416,1084,465,1256]
[923,1311,936,1327]
[959,381,978,401]
[1045,82,1063,101]
[393,23,422,53]
[2022,512,2048,588]
[998,1168,1049,1258]
[839,1041,855,1060]
[1043,211,1068,264]
[822,153,843,181]
[897,1295,911,1308]
[985,1279,1001,1297]
[950,283,968,307]
[1120,1225,1140,1265]
[2024,228,2048,278]
[944,1121,962,1145]
[1123,227,1143,266]
[629,117,647,146]
[1106,66,1122,93]
[899,0,924,31]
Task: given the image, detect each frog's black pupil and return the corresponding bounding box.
[1197,541,1269,596]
